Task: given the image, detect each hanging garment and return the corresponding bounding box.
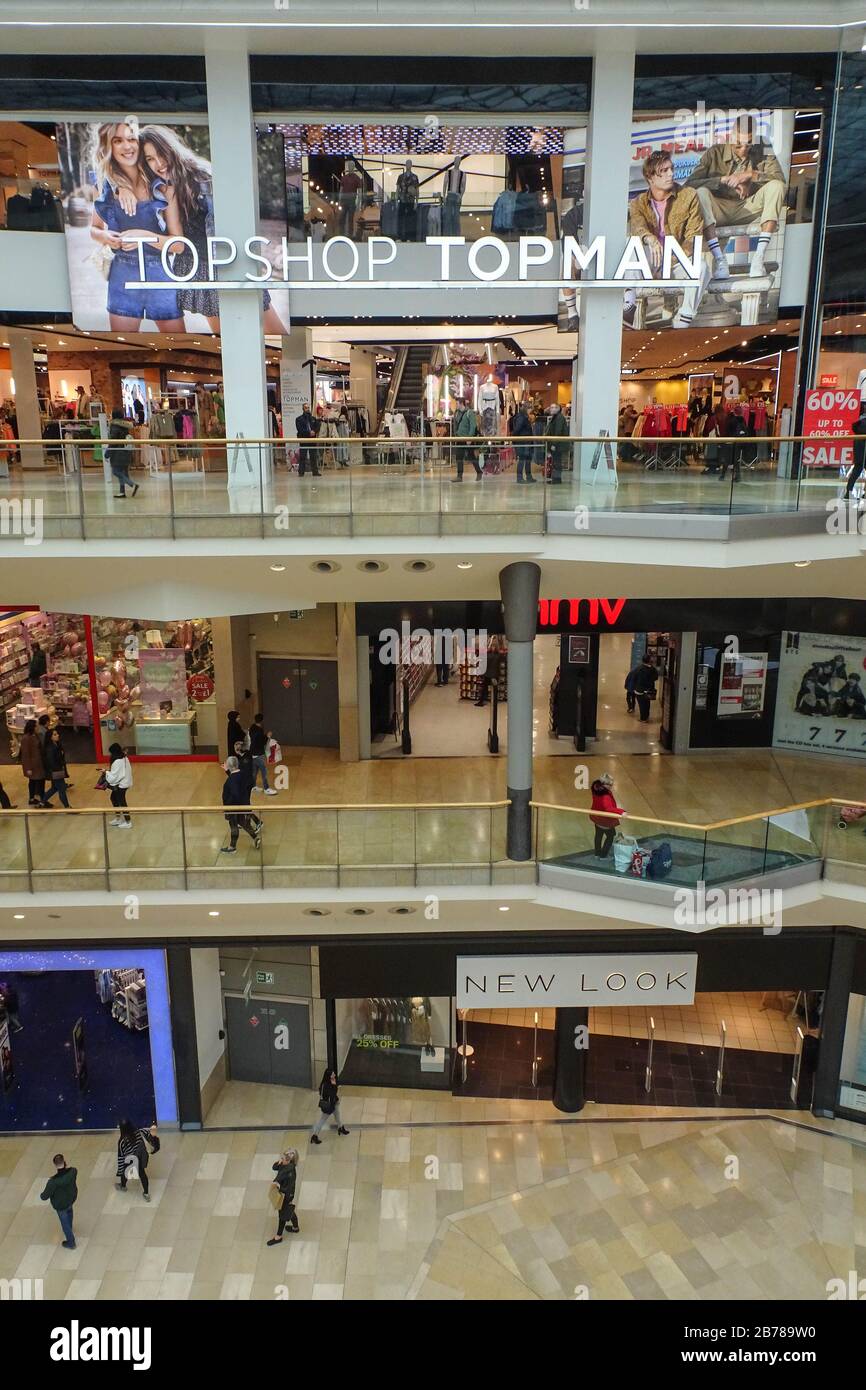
[491,189,517,233]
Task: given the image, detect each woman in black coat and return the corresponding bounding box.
[226,710,245,760]
[115,1118,159,1201]
[310,1068,350,1144]
[267,1149,299,1243]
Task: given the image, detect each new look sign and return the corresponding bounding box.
[456,954,698,1009]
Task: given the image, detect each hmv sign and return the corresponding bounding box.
[456,954,698,1009]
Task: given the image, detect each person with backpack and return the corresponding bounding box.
[590,772,625,859]
[310,1068,350,1144]
[115,1119,160,1201]
[40,1153,78,1248]
[267,1149,300,1244]
[104,742,133,826]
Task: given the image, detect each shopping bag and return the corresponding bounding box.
[613,835,639,873]
[629,846,650,877]
[266,738,283,764]
[646,842,673,879]
[268,1184,283,1211]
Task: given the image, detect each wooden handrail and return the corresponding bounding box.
[530,796,866,833]
[0,799,509,815]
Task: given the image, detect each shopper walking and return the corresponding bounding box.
[27,641,47,686]
[221,755,262,853]
[0,981,23,1032]
[107,409,139,498]
[105,741,133,826]
[624,661,641,713]
[116,1119,160,1201]
[590,772,625,859]
[248,713,277,795]
[40,1153,78,1249]
[267,1149,300,1244]
[295,404,321,478]
[310,1068,350,1144]
[546,403,570,484]
[451,399,482,481]
[226,709,245,760]
[510,401,535,483]
[43,728,71,808]
[632,655,658,722]
[20,718,49,807]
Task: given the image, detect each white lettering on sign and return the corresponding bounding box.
[124,234,702,292]
[456,954,698,1009]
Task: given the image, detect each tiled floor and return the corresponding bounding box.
[2,1085,864,1301]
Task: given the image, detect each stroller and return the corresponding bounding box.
[837,805,866,831]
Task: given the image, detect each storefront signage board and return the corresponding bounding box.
[457,954,697,1009]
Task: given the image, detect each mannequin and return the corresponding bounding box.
[410,996,433,1051]
[338,158,362,238]
[478,373,501,435]
[396,160,420,241]
[442,156,466,236]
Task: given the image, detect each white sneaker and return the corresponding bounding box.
[264,788,278,796]
[250,786,262,793]
[713,259,731,280]
[118,820,132,829]
[109,816,123,827]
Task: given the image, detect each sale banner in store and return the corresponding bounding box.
[801,387,861,471]
[773,631,866,760]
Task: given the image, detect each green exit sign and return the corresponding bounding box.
[255,971,275,985]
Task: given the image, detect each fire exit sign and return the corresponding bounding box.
[255,971,275,985]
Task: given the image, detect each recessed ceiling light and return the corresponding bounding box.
[794,560,811,568]
[499,905,510,912]
[457,561,473,570]
[269,564,286,572]
[208,910,220,917]
[13,913,24,919]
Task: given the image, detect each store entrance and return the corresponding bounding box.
[594,631,678,755]
[452,1008,555,1100]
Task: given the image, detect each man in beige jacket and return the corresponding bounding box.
[625,151,711,328]
[685,116,786,279]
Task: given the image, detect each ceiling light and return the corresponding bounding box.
[13,913,24,920]
[499,905,510,912]
[269,564,286,572]
[794,560,811,568]
[208,910,220,917]
[457,561,473,570]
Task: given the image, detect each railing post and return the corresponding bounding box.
[715,1019,727,1097]
[74,439,86,540]
[23,812,34,894]
[102,810,111,892]
[180,809,189,891]
[167,447,177,540]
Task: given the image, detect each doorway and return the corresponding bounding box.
[594,631,678,754]
[259,655,339,748]
[451,1008,555,1100]
[224,993,313,1088]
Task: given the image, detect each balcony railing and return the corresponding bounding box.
[0,433,855,540]
[0,796,862,896]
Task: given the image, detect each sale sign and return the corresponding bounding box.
[186,672,215,702]
[802,386,860,470]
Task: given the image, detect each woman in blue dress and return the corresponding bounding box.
[88,117,185,333]
[139,123,288,335]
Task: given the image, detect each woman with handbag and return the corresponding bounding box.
[267,1150,300,1244]
[310,1068,350,1145]
[115,1119,160,1202]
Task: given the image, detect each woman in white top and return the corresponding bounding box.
[105,741,133,826]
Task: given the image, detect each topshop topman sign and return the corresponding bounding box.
[124,233,703,293]
[456,954,698,1009]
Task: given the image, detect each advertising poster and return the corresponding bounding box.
[568,635,590,665]
[56,117,214,333]
[802,386,861,471]
[559,108,794,333]
[717,651,768,717]
[139,648,188,718]
[774,631,866,761]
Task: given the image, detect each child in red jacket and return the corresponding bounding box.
[590,773,625,859]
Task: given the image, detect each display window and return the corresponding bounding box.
[336,995,453,1091]
[0,609,95,764]
[89,615,217,760]
[0,947,175,1131]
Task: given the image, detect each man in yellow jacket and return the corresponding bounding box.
[685,115,786,279]
[625,151,711,328]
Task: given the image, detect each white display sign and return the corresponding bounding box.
[717,651,768,717]
[456,953,698,1009]
[773,631,866,761]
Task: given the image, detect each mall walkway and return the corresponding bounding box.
[10,746,861,824]
[1,1092,863,1301]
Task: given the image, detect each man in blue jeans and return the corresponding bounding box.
[40,1153,78,1249]
[248,712,278,796]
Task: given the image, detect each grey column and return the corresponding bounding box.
[553,1007,588,1113]
[813,928,856,1117]
[499,561,541,860]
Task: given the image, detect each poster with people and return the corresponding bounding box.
[773,631,866,761]
[559,108,794,332]
[56,117,216,334]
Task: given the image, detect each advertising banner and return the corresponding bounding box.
[560,108,794,332]
[773,631,866,760]
[56,117,214,334]
[139,648,188,718]
[717,651,768,717]
[802,387,861,471]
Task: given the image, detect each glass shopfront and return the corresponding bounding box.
[336,995,453,1091]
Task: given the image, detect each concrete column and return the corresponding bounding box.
[572,38,635,478]
[499,561,541,861]
[205,39,269,483]
[553,1007,588,1113]
[336,602,359,763]
[349,346,378,423]
[9,331,43,468]
[280,328,315,431]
